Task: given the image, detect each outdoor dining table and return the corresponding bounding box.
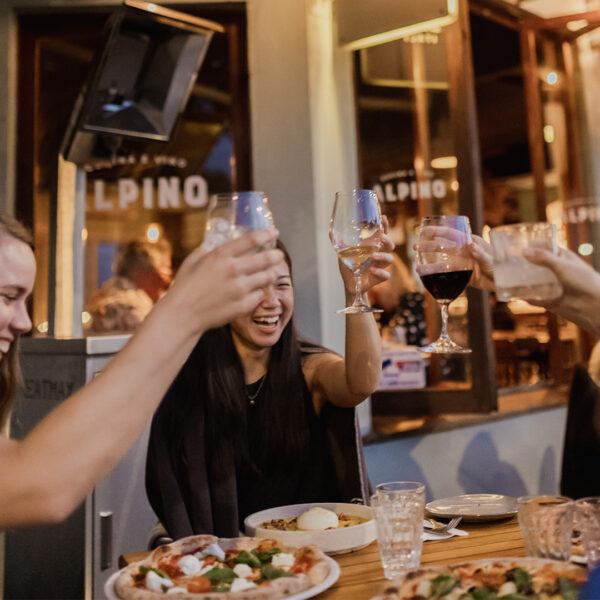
[119,517,525,599]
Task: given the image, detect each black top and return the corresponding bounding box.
[146,336,371,540]
[237,375,339,530]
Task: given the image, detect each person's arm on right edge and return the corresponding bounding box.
[466,236,600,335]
[520,246,600,336]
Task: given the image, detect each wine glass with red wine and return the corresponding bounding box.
[415,215,474,353]
[329,189,384,314]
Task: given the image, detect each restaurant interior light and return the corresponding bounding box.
[579,242,594,256]
[36,320,49,334]
[543,125,555,143]
[431,155,457,169]
[566,19,588,31]
[146,222,162,242]
[546,71,558,85]
[450,180,459,191]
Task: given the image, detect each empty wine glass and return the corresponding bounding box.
[415,215,474,354]
[203,191,274,250]
[329,189,383,314]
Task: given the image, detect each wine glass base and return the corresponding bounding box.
[336,305,383,314]
[419,340,472,354]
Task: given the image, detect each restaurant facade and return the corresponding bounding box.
[1,0,600,596]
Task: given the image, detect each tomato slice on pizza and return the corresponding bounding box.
[114,536,331,599]
[372,558,587,600]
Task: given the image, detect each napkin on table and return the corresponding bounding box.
[422,519,468,541]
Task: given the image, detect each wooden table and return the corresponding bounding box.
[120,518,525,599]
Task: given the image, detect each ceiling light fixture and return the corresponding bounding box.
[431,156,457,169]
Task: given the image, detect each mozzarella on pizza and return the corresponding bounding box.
[114,536,330,600]
[372,558,587,600]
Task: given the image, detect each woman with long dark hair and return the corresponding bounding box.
[146,235,395,539]
[0,213,283,528]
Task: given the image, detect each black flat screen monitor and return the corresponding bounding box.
[62,0,223,164]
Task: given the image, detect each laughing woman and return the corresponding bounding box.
[146,235,394,539]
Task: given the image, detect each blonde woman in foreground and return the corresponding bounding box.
[0,213,284,528]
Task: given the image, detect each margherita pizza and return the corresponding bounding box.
[371,557,588,600]
[113,535,332,600]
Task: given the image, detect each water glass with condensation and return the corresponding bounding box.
[203,191,274,250]
[517,495,574,560]
[575,497,600,568]
[371,482,425,579]
[490,222,563,302]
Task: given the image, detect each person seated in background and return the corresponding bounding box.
[368,252,416,326]
[86,238,173,333]
[146,232,395,540]
[0,212,283,528]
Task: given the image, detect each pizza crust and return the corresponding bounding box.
[114,536,331,600]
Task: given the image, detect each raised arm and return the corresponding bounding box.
[0,230,283,528]
[307,229,394,410]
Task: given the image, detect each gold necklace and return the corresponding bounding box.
[246,373,267,405]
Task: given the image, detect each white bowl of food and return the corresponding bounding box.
[244,502,375,555]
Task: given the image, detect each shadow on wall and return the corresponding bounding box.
[458,432,529,496]
[538,446,557,494]
[367,438,433,501]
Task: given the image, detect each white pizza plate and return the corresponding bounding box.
[244,502,375,555]
[104,555,340,600]
[426,494,518,522]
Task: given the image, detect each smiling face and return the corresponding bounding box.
[230,260,294,353]
[0,234,35,360]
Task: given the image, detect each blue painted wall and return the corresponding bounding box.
[363,407,566,503]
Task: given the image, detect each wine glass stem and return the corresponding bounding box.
[439,301,451,340]
[353,270,363,307]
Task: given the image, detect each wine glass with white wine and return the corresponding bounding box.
[329,189,384,314]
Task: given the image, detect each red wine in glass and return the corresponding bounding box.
[420,270,473,302]
[416,215,474,354]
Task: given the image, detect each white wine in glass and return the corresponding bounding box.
[329,189,383,314]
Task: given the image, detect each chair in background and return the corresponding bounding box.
[560,364,600,499]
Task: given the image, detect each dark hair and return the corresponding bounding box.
[0,214,33,428]
[115,238,171,278]
[168,239,308,472]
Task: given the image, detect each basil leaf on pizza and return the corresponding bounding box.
[373,557,587,600]
[113,535,332,599]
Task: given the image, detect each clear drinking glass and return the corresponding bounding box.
[371,482,425,579]
[329,189,384,314]
[203,191,274,250]
[415,215,474,354]
[490,222,563,302]
[517,495,574,560]
[575,497,600,569]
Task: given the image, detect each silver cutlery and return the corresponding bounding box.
[425,516,462,535]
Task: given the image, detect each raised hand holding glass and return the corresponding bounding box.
[203,191,274,250]
[329,189,383,314]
